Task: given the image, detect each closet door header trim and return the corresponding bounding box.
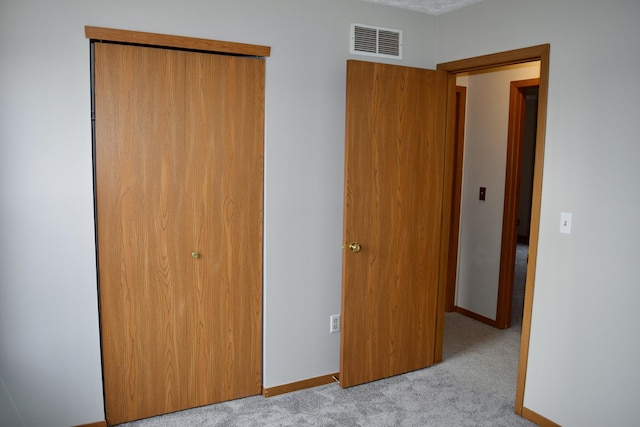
[85,26,271,57]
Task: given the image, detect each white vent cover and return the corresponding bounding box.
[350,23,402,60]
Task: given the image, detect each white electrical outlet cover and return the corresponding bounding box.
[330,314,340,333]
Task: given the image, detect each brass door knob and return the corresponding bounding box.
[349,242,361,253]
[191,252,200,259]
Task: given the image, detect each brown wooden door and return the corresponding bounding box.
[94,43,264,424]
[340,60,448,388]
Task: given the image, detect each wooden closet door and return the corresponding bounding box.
[94,43,263,425]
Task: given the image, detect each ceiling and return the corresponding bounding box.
[361,0,485,15]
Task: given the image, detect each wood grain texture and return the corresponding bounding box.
[85,26,270,57]
[95,43,186,423]
[183,52,264,405]
[340,61,447,388]
[94,43,264,424]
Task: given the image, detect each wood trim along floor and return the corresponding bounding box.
[262,373,339,398]
[454,306,499,328]
[73,422,107,427]
[522,406,562,427]
[75,374,341,425]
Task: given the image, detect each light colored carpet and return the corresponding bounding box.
[118,244,532,427]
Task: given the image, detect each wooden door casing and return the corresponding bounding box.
[495,79,540,329]
[340,60,449,388]
[94,42,264,425]
[445,86,467,313]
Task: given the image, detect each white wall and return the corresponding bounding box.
[455,62,539,320]
[439,0,640,425]
[0,1,436,425]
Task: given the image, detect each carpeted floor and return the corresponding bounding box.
[510,240,528,330]
[117,243,532,427]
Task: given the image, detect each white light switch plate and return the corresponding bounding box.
[560,212,572,234]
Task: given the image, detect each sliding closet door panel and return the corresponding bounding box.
[95,43,263,425]
[183,52,264,403]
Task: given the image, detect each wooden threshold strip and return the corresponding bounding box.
[85,26,271,57]
[263,373,339,398]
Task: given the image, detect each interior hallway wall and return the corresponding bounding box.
[455,62,539,320]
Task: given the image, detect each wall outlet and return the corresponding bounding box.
[330,314,340,333]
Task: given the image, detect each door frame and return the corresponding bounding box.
[437,44,550,415]
[496,78,540,329]
[444,86,467,313]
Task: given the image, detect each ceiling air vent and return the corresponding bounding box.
[350,23,402,60]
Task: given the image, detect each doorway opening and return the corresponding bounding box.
[437,44,550,416]
[446,63,539,329]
